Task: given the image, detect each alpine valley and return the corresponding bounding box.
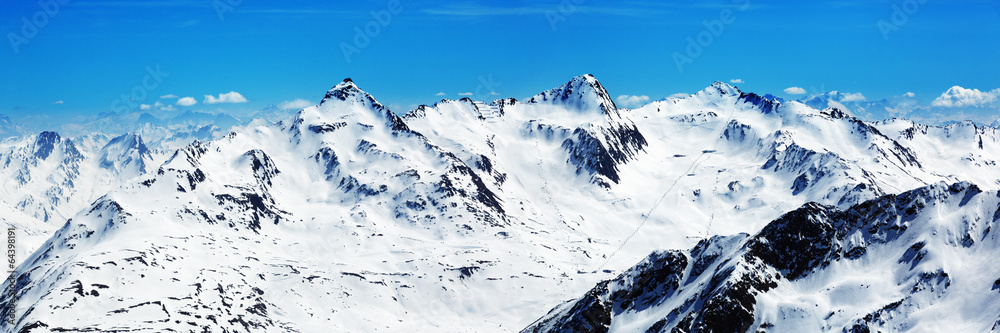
[3,75,1000,332]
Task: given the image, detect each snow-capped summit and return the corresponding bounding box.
[528,74,619,116]
[294,78,411,141]
[97,133,154,178]
[321,78,384,110]
[312,77,409,131]
[32,131,81,161]
[703,80,742,97]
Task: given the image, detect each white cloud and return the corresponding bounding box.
[141,101,177,112]
[930,86,1000,108]
[435,92,446,96]
[176,97,197,107]
[204,91,248,104]
[668,93,690,99]
[616,95,651,107]
[278,98,313,110]
[458,92,473,96]
[730,79,744,84]
[840,92,866,103]
[886,92,919,117]
[51,100,64,105]
[784,87,807,95]
[490,92,501,96]
[159,94,179,99]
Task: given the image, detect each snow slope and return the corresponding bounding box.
[525,182,1000,332]
[3,76,1000,332]
[0,200,57,282]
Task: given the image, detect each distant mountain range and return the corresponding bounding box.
[796,90,1000,126]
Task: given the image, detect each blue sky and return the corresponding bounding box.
[1,0,998,122]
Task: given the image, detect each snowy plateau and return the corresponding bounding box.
[3,75,1000,332]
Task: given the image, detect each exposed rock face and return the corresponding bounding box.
[525,182,1000,333]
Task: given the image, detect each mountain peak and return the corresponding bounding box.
[303,78,410,132]
[34,131,62,160]
[321,78,359,102]
[527,74,619,115]
[320,78,385,111]
[99,133,153,174]
[705,81,742,96]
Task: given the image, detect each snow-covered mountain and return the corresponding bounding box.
[0,114,22,140]
[0,131,166,224]
[81,110,246,151]
[525,182,1000,332]
[3,75,1000,332]
[798,92,891,120]
[0,199,57,281]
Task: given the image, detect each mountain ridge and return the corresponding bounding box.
[3,75,1000,332]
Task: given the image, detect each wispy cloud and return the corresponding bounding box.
[238,9,358,16]
[458,92,474,96]
[178,19,199,28]
[204,91,248,104]
[73,1,206,8]
[51,100,64,105]
[278,99,313,110]
[420,2,686,18]
[421,5,552,17]
[141,101,177,112]
[730,79,744,84]
[435,92,446,96]
[784,87,807,95]
[616,95,651,108]
[160,94,179,99]
[840,92,866,102]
